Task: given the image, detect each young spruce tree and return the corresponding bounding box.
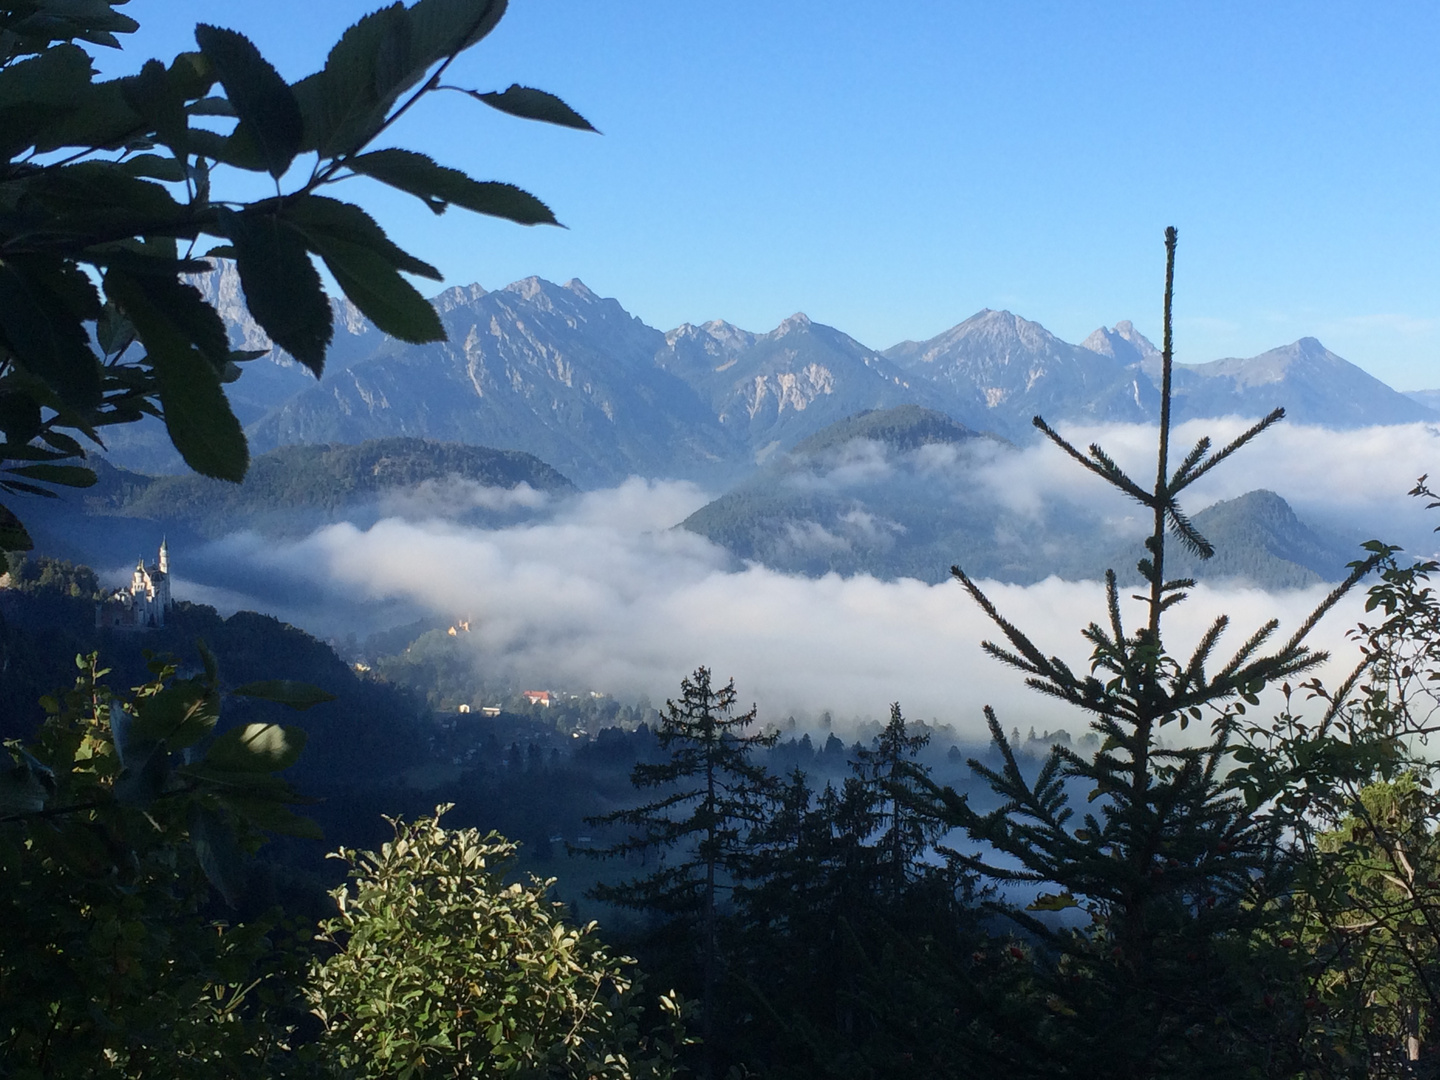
[584,666,776,1078]
[922,227,1377,1078]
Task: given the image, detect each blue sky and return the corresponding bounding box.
[111,1,1440,388]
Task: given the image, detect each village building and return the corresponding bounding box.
[95,540,173,630]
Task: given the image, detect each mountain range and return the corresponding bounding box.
[92,264,1438,486]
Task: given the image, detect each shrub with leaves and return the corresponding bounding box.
[308,807,688,1079]
[0,651,330,1077]
[1230,489,1440,1072]
[0,0,592,567]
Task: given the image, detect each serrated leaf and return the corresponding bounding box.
[224,210,332,375]
[0,504,39,553]
[0,262,101,409]
[350,148,557,225]
[118,152,186,182]
[33,78,143,153]
[105,270,249,482]
[0,44,95,157]
[119,57,187,151]
[474,84,596,131]
[291,2,410,155]
[194,24,302,178]
[232,680,335,711]
[207,722,308,772]
[297,228,443,343]
[293,0,507,155]
[285,195,440,278]
[107,260,230,364]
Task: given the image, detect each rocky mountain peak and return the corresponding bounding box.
[773,312,813,335]
[1081,321,1160,365]
[504,275,552,302]
[430,282,488,314]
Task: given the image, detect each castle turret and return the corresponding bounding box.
[158,538,168,575]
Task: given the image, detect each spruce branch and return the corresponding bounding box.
[1171,408,1286,494]
[1165,502,1214,559]
[1031,417,1155,505]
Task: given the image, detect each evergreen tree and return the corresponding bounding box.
[851,702,942,896]
[583,666,776,1078]
[919,227,1378,1078]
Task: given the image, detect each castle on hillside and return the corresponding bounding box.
[96,540,172,630]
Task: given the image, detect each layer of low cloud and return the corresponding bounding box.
[186,476,1370,739]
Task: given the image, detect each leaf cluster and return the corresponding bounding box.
[0,0,592,567]
[309,806,688,1079]
[0,648,329,1075]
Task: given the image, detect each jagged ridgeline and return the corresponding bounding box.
[682,405,1357,588]
[98,263,1440,488]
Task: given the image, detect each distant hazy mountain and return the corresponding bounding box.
[1109,489,1356,589]
[22,439,574,569]
[1155,338,1437,427]
[656,313,957,463]
[682,406,1356,588]
[249,277,742,487]
[1402,388,1440,414]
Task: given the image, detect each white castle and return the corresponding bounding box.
[95,540,173,630]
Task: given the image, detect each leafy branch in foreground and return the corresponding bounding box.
[0,0,594,567]
[0,650,331,1076]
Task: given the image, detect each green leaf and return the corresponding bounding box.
[133,680,221,749]
[293,0,507,155]
[291,2,410,156]
[285,199,443,342]
[0,44,96,158]
[105,270,249,482]
[0,261,102,409]
[350,148,558,225]
[32,78,143,153]
[308,235,443,343]
[107,259,230,364]
[194,24,302,178]
[113,742,169,806]
[117,152,186,182]
[285,195,440,279]
[119,58,188,152]
[206,722,308,772]
[474,84,596,131]
[232,680,336,711]
[4,463,96,488]
[223,209,333,375]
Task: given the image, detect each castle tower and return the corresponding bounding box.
[158,537,168,575]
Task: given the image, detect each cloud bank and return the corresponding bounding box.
[184,471,1372,739]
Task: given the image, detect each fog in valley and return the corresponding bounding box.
[143,418,1440,736]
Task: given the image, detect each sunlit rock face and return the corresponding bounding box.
[884,309,1157,438]
[251,276,739,487]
